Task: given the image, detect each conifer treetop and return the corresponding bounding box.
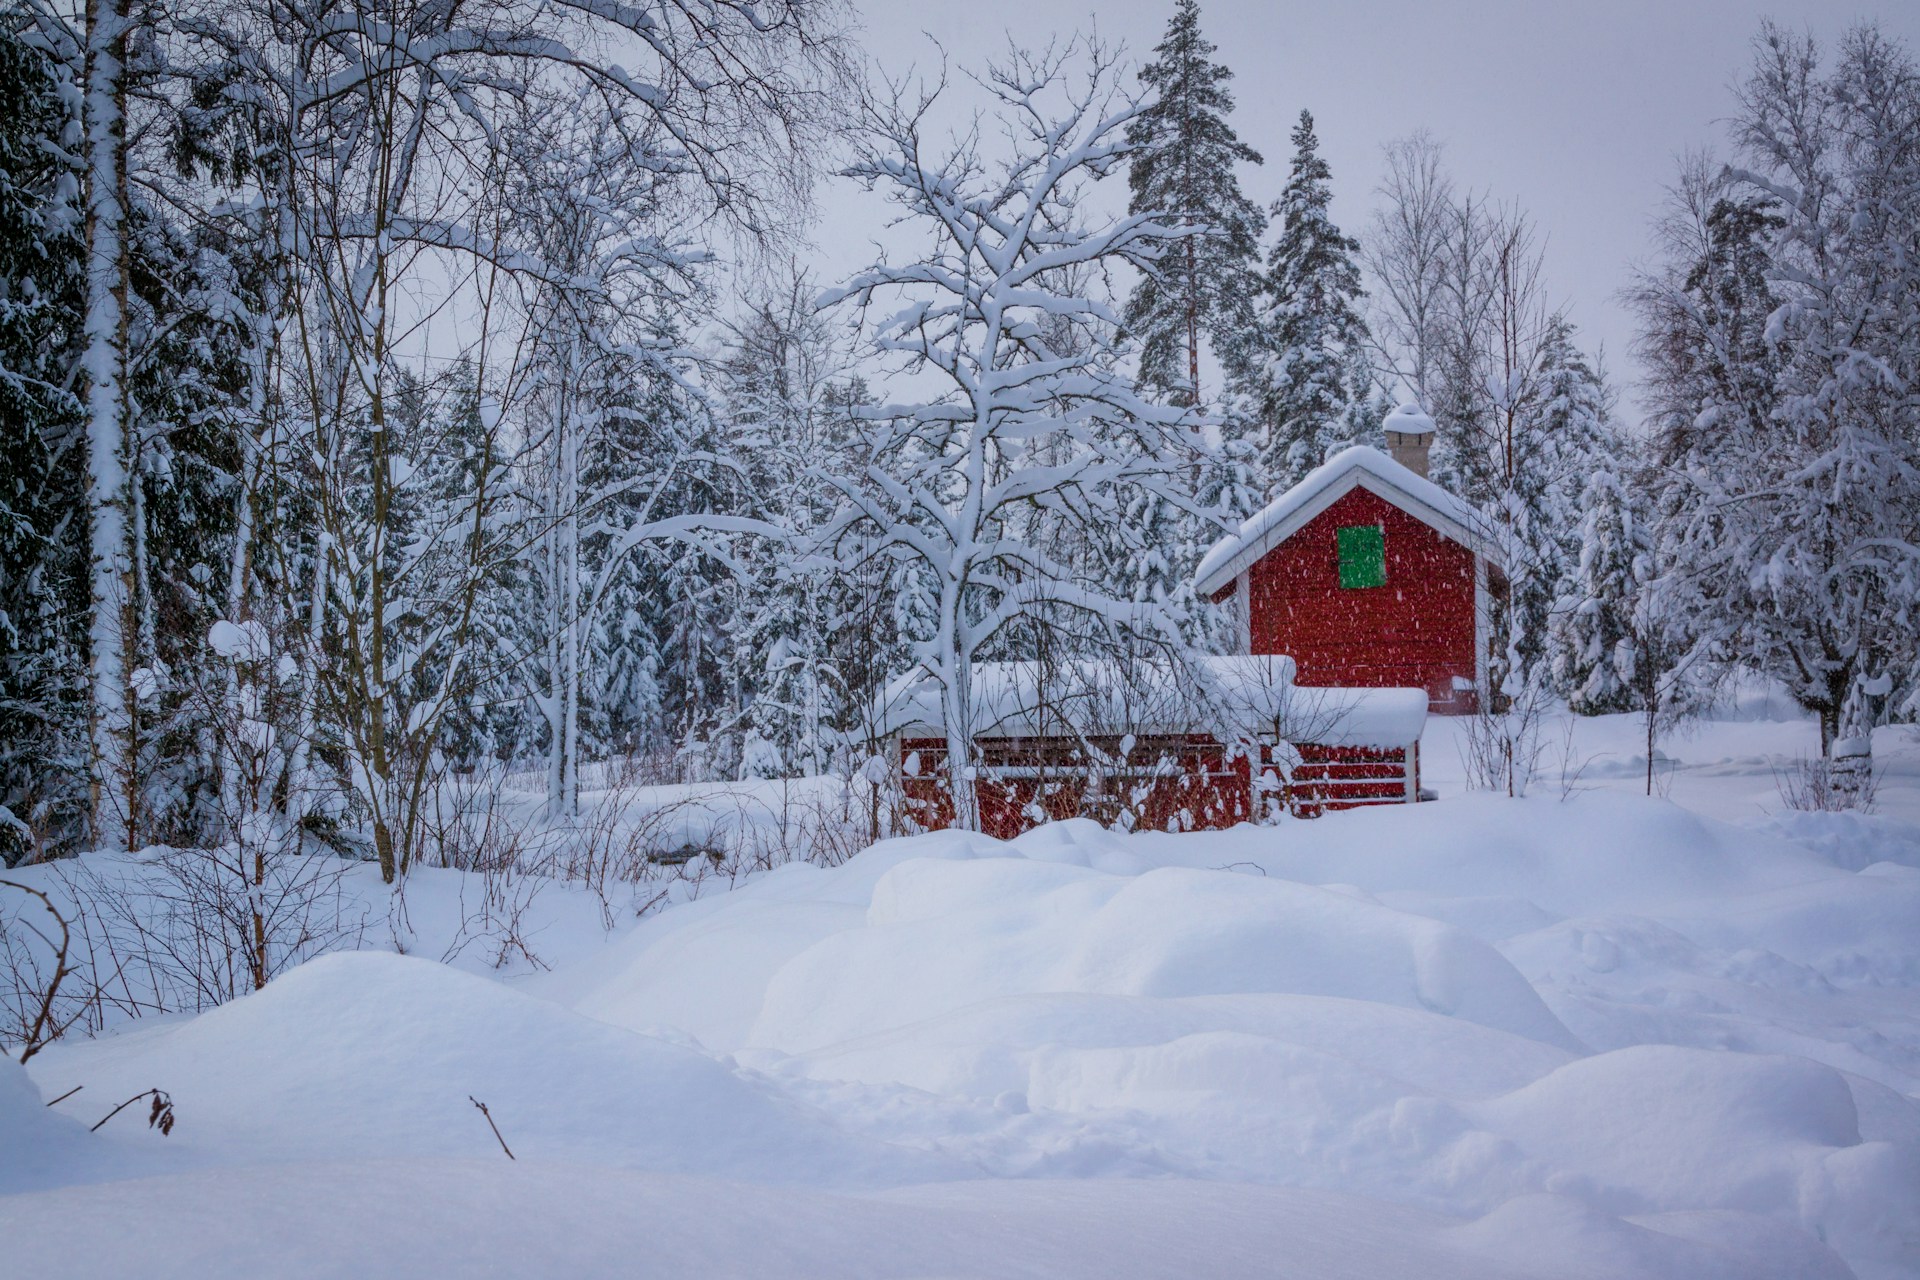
[1254,108,1369,492]
[1123,0,1265,407]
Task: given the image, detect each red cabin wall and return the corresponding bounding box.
[1246,487,1479,713]
[897,736,1254,841]
[895,734,1413,837]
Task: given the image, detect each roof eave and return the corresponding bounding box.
[1193,471,1503,597]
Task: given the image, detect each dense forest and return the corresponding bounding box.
[1,0,1915,886]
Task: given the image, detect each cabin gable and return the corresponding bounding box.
[1246,486,1480,712]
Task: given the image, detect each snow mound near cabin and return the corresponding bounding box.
[748,855,1581,1054]
[551,798,1920,1278]
[1130,792,1850,923]
[18,784,1920,1279]
[29,951,955,1188]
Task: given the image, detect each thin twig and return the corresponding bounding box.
[469,1095,514,1159]
[91,1088,175,1135]
[1,878,75,1063]
[43,1084,83,1108]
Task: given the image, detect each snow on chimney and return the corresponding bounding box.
[1383,402,1435,479]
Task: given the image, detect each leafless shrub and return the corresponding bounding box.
[0,879,79,1062]
[3,862,181,1044]
[84,845,367,1012]
[1460,672,1552,798]
[1553,714,1596,801]
[1777,754,1877,814]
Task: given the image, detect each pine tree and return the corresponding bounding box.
[1521,315,1618,682]
[718,278,860,778]
[1123,0,1264,407]
[1254,111,1369,492]
[580,302,717,781]
[0,18,87,861]
[1556,468,1643,715]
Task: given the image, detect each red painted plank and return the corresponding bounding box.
[1246,487,1480,714]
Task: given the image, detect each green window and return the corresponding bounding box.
[1336,524,1386,589]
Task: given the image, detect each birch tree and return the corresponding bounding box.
[1634,24,1920,803]
[80,0,132,851]
[821,41,1203,832]
[1363,131,1452,406]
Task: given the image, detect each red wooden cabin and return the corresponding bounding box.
[872,409,1490,837]
[1192,421,1504,714]
[877,659,1428,838]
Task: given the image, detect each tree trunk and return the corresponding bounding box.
[561,458,580,816]
[83,0,132,853]
[1645,694,1656,798]
[1185,235,1200,407]
[941,656,979,834]
[1830,681,1873,809]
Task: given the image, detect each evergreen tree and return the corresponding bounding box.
[1521,315,1618,682]
[120,206,251,846]
[1632,25,1920,799]
[1324,345,1389,457]
[1122,0,1264,407]
[0,19,87,861]
[1254,110,1369,491]
[1556,468,1644,714]
[718,279,861,778]
[585,303,715,776]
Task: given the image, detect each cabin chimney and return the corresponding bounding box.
[1383,402,1435,479]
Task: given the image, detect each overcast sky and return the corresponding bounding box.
[810,0,1920,422]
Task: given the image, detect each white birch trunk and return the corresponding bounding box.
[83,0,131,852]
[938,569,979,832]
[560,376,581,816]
[545,475,564,814]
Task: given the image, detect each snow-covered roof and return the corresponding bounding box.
[1382,402,1435,436]
[1193,445,1500,599]
[875,656,1426,748]
[1295,686,1430,749]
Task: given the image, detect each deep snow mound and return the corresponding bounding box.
[750,856,1580,1053]
[0,1055,92,1194]
[552,795,1919,1278]
[18,784,1920,1280]
[31,951,954,1188]
[1133,791,1852,921]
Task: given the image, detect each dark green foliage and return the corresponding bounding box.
[1123,0,1265,407]
[1253,111,1369,492]
[0,20,86,859]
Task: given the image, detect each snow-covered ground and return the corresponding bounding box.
[6,706,1920,1278]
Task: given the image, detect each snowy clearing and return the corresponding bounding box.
[6,709,1920,1278]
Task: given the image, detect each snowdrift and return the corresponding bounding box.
[0,1056,95,1195]
[554,795,1920,1278]
[28,950,956,1188]
[14,788,1920,1278]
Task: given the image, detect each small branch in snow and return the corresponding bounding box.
[469,1095,515,1159]
[90,1088,175,1136]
